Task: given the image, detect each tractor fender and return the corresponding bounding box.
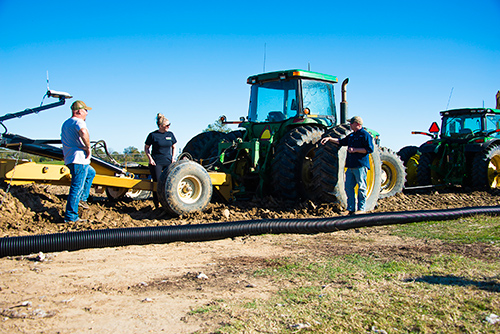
[418,143,439,154]
[464,139,500,153]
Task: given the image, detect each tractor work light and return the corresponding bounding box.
[47,90,73,99]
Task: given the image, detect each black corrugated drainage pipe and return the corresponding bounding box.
[1,206,499,257]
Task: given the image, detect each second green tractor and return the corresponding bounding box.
[398,100,500,190]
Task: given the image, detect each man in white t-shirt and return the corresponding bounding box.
[61,100,96,223]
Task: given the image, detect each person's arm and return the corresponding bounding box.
[144,144,155,165]
[363,131,374,154]
[320,137,340,145]
[79,128,91,159]
[171,143,176,162]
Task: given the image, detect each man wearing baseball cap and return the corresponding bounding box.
[320,115,374,215]
[60,100,96,223]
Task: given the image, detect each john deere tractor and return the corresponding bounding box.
[182,69,387,211]
[398,104,500,190]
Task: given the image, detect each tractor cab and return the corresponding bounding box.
[440,108,500,140]
[246,69,338,127]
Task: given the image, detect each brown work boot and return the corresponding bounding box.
[341,211,355,216]
[79,201,90,209]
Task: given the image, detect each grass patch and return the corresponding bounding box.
[390,215,500,244]
[193,216,500,333]
[210,254,499,333]
[189,303,221,315]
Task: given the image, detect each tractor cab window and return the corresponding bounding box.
[248,80,298,122]
[486,115,500,137]
[442,115,483,137]
[301,80,336,120]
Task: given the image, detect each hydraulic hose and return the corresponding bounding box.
[1,205,499,257]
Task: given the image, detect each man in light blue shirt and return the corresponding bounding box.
[61,100,96,223]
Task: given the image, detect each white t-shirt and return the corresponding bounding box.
[61,117,91,165]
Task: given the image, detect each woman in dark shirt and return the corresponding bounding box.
[145,113,177,208]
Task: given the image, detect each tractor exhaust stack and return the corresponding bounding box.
[340,78,349,124]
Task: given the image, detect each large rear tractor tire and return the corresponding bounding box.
[397,146,419,166]
[157,161,213,216]
[182,131,224,169]
[471,145,500,190]
[405,154,420,187]
[311,124,382,211]
[397,145,419,187]
[379,147,406,198]
[417,153,441,186]
[219,130,246,163]
[271,125,324,200]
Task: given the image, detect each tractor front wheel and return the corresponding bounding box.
[379,147,406,198]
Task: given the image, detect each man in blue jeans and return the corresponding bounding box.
[320,116,374,215]
[61,100,96,223]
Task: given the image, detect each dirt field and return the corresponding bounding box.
[0,184,499,333]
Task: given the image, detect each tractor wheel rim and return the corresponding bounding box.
[365,154,376,196]
[487,155,500,188]
[177,175,202,204]
[380,163,396,193]
[348,155,377,196]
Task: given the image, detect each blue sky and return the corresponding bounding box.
[1,0,499,156]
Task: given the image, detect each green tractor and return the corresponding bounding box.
[182,69,398,211]
[398,105,500,190]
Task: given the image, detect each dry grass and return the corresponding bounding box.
[190,216,500,333]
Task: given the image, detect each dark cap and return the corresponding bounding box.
[71,100,92,111]
[349,116,363,125]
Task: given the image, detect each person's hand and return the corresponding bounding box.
[320,137,330,145]
[149,158,156,166]
[347,147,366,154]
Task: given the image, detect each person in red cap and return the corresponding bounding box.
[60,100,96,223]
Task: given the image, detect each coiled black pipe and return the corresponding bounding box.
[1,205,499,257]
